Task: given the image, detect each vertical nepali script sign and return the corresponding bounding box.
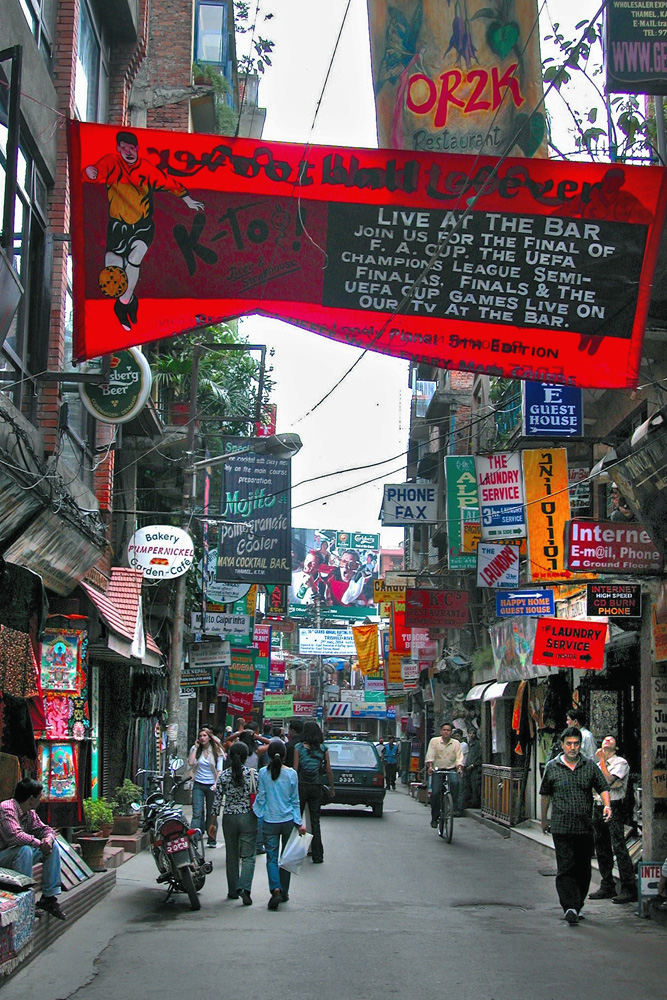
[445,456,478,570]
[216,449,291,585]
[523,447,578,583]
[69,123,667,389]
[367,0,547,158]
[476,453,525,540]
[605,1,667,96]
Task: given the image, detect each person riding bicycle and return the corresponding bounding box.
[425,722,464,827]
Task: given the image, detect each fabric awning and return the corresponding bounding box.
[465,682,493,701]
[483,681,510,701]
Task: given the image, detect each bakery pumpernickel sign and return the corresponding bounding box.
[69,122,667,388]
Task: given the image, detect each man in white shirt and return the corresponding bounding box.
[588,735,637,904]
[425,722,464,826]
[566,710,597,758]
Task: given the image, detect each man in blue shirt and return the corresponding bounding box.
[382,736,399,790]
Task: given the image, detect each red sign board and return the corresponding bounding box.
[405,589,469,628]
[69,122,667,389]
[565,519,663,574]
[532,617,607,670]
[586,583,642,618]
[292,701,316,717]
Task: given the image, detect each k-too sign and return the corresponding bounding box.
[532,617,607,670]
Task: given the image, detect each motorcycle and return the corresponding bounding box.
[137,760,212,910]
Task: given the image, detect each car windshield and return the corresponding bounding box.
[325,742,379,768]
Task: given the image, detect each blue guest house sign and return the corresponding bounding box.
[522,383,583,438]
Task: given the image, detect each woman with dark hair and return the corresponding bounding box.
[294,721,334,865]
[253,738,305,910]
[188,727,223,849]
[210,741,257,904]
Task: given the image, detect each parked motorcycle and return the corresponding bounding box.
[137,760,212,910]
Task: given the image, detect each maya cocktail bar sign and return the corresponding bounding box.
[69,122,667,389]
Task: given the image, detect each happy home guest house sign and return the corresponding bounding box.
[69,122,667,388]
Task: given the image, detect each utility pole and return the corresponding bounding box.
[166,346,203,753]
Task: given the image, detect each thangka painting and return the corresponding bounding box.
[37,742,78,802]
[35,630,89,740]
[40,630,82,693]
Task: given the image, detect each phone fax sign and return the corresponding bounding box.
[382,485,438,525]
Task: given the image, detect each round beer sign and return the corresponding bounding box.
[79,348,152,423]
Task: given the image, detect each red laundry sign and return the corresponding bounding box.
[404,589,469,628]
[68,122,667,388]
[532,617,607,670]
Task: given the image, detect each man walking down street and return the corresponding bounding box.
[464,728,482,808]
[382,736,399,790]
[540,727,611,925]
[566,709,597,758]
[589,735,637,905]
[425,722,464,826]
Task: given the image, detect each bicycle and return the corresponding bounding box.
[432,768,455,843]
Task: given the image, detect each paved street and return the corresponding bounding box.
[3,791,664,1000]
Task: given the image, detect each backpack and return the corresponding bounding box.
[296,742,325,782]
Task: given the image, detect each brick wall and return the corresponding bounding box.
[145,0,193,131]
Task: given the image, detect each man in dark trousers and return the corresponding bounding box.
[382,736,399,790]
[540,727,611,925]
[464,727,482,808]
[589,735,637,904]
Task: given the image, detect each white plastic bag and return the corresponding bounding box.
[278,825,313,875]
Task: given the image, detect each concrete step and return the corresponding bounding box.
[108,830,150,854]
[102,846,126,869]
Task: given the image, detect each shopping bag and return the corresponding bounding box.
[278,826,313,875]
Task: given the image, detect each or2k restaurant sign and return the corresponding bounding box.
[565,519,663,574]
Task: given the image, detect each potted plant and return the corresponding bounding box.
[111,779,142,836]
[77,798,114,870]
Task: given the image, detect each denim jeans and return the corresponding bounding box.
[263,820,296,896]
[222,812,257,894]
[430,770,461,822]
[0,841,62,896]
[299,782,323,862]
[191,781,216,842]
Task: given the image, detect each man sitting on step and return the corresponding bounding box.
[0,778,66,920]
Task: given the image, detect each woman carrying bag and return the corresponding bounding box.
[294,721,334,865]
[188,727,223,849]
[253,739,305,910]
[209,741,257,904]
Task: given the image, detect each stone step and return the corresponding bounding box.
[108,830,150,854]
[102,846,126,869]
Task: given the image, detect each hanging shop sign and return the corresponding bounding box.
[264,693,294,717]
[265,584,288,615]
[180,664,215,687]
[462,510,482,553]
[523,447,580,583]
[352,624,380,675]
[367,0,547,157]
[586,583,642,618]
[532,617,607,670]
[405,588,469,628]
[190,611,251,638]
[188,640,231,670]
[495,589,555,617]
[298,628,357,656]
[609,406,667,564]
[476,453,525,540]
[79,347,152,423]
[252,622,272,683]
[373,578,406,603]
[565,519,663,574]
[292,701,316,717]
[127,525,194,579]
[605,0,667,95]
[215,449,291,585]
[476,542,520,589]
[196,547,251,604]
[69,122,667,390]
[445,456,478,569]
[521,382,583,438]
[381,484,438,525]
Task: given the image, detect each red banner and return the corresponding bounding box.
[69,122,667,388]
[532,617,607,671]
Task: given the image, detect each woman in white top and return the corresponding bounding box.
[188,727,223,849]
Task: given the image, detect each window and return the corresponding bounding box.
[75,1,109,122]
[18,0,55,70]
[62,255,95,489]
[195,1,228,66]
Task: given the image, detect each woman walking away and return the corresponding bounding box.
[188,728,223,848]
[294,721,335,865]
[210,741,257,904]
[253,739,305,910]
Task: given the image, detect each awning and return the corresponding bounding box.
[81,568,162,666]
[465,682,493,701]
[483,681,510,701]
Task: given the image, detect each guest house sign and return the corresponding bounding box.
[69,122,667,388]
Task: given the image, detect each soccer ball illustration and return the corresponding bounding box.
[98,266,128,299]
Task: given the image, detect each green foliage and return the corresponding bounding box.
[542,17,656,163]
[235,2,275,76]
[111,779,142,816]
[471,647,493,672]
[82,797,114,833]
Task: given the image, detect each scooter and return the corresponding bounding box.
[137,761,212,910]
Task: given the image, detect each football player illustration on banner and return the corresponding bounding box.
[83,130,204,331]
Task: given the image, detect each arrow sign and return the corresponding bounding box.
[496,589,555,617]
[532,617,607,671]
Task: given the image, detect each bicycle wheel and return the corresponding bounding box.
[440,792,454,843]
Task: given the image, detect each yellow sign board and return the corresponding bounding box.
[463,522,482,553]
[373,577,406,603]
